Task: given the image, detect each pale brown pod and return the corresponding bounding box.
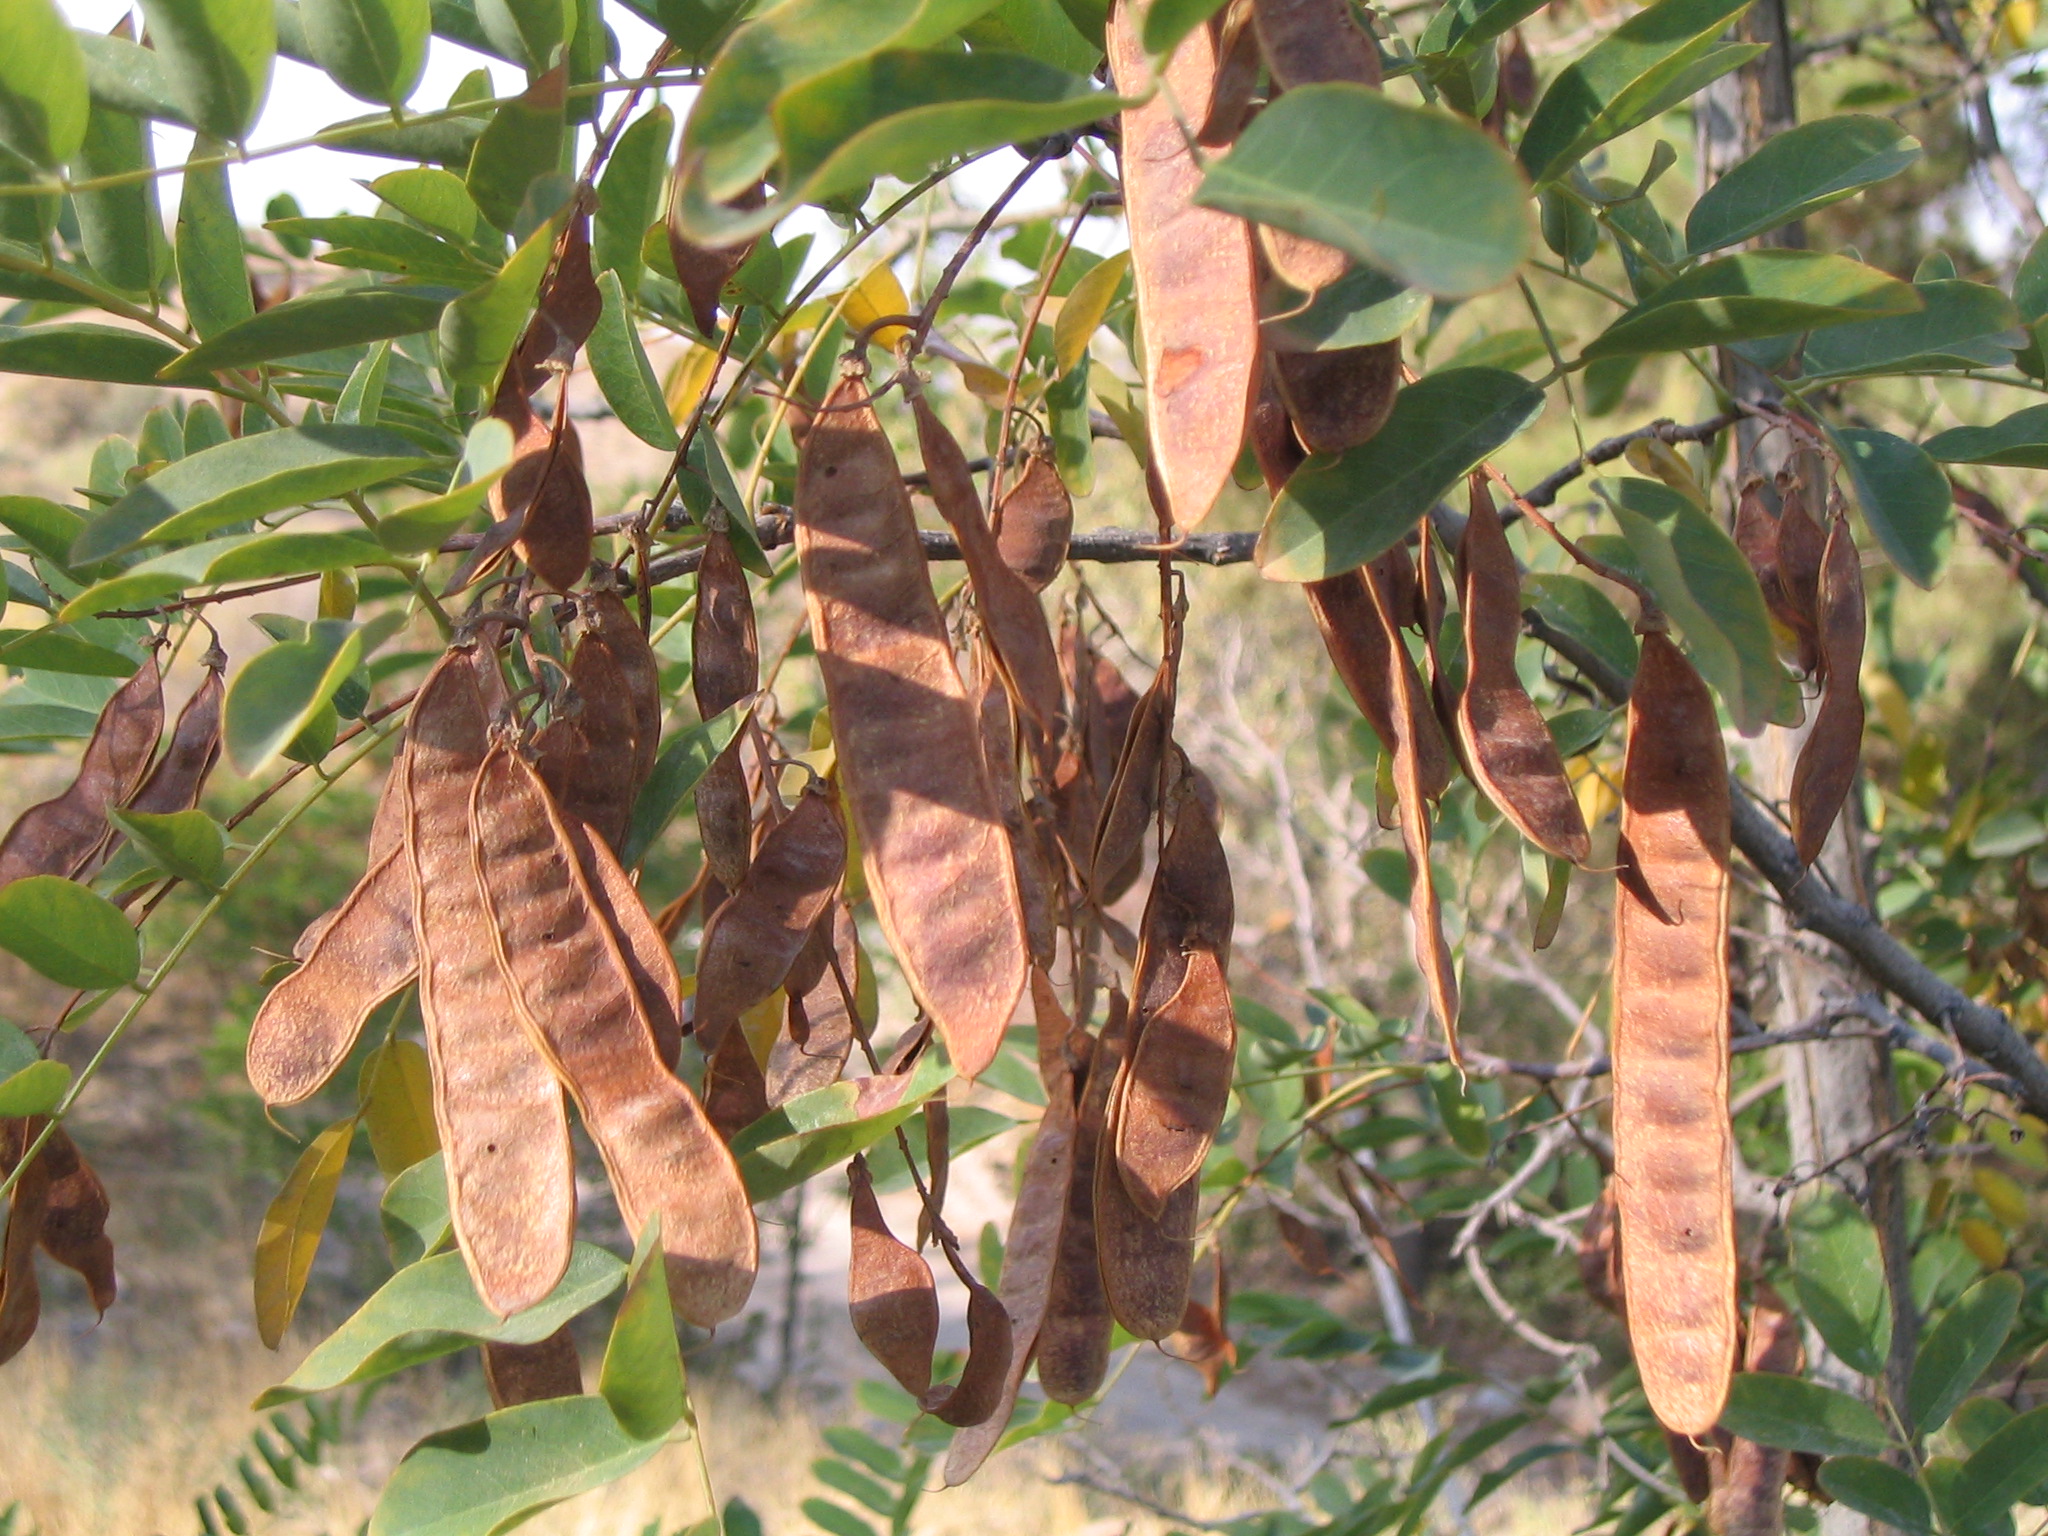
[537,635,640,853]
[483,1328,583,1407]
[1106,2,1260,529]
[1259,226,1351,296]
[0,1117,51,1364]
[1037,995,1122,1404]
[1707,1285,1803,1536]
[702,1024,771,1142]
[927,1278,1015,1428]
[766,902,863,1102]
[584,588,663,790]
[691,778,846,1054]
[975,668,1058,966]
[1457,478,1590,863]
[995,451,1074,593]
[1268,341,1401,455]
[1129,785,1235,1018]
[566,815,685,1069]
[794,373,1030,1079]
[126,661,224,817]
[34,1127,115,1316]
[1790,516,1865,867]
[1613,631,1737,1438]
[1095,1047,1198,1341]
[1305,566,1452,803]
[0,657,162,886]
[472,742,759,1326]
[847,1154,940,1398]
[514,211,602,386]
[1248,367,1309,493]
[1114,948,1235,1220]
[1089,654,1176,904]
[693,521,759,893]
[910,384,1065,739]
[487,372,593,593]
[406,651,576,1318]
[1253,0,1382,88]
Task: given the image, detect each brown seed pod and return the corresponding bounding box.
[693,521,760,893]
[1130,785,1235,1018]
[793,373,1030,1079]
[847,1153,940,1398]
[1268,340,1401,455]
[584,588,663,791]
[1089,649,1177,905]
[1457,478,1590,863]
[994,451,1073,593]
[1259,226,1351,297]
[472,742,758,1327]
[565,815,685,1069]
[1577,1180,1623,1315]
[1613,631,1737,1438]
[406,651,576,1318]
[1095,1041,1198,1341]
[1253,0,1382,88]
[767,902,863,1102]
[1276,1210,1337,1276]
[536,634,641,854]
[667,179,762,338]
[483,1327,584,1407]
[1707,1284,1803,1536]
[1248,366,1309,494]
[34,1127,115,1315]
[1107,4,1260,529]
[514,211,602,386]
[126,660,223,817]
[1037,993,1123,1404]
[1197,0,1261,146]
[489,380,593,594]
[975,668,1059,966]
[1774,473,1827,673]
[911,383,1065,740]
[1790,516,1865,868]
[1305,566,1452,803]
[701,1023,772,1142]
[692,778,846,1054]
[0,657,163,886]
[1114,949,1235,1220]
[0,1117,51,1364]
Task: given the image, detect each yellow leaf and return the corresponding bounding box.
[1957,1216,2009,1269]
[741,989,785,1066]
[839,261,913,351]
[1569,754,1620,829]
[254,1118,355,1347]
[1927,1175,1954,1224]
[1054,251,1130,379]
[1973,1166,2030,1227]
[953,356,1013,400]
[1091,369,1149,470]
[1622,438,1707,507]
[358,1039,438,1178]
[1999,0,2036,49]
[664,344,717,426]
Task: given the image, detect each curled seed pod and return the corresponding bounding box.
[584,589,663,790]
[995,450,1073,593]
[1707,1285,1803,1536]
[1613,631,1737,1438]
[536,635,640,854]
[0,657,163,886]
[483,1327,583,1407]
[1198,0,1261,146]
[1107,5,1259,529]
[911,383,1065,740]
[1254,0,1382,88]
[847,1154,939,1398]
[767,903,863,1102]
[1305,566,1453,802]
[794,373,1030,1079]
[1790,516,1865,866]
[1089,648,1177,904]
[0,1118,51,1364]
[406,651,576,1318]
[1458,478,1591,863]
[1130,784,1235,1017]
[1037,993,1123,1405]
[1269,341,1401,454]
[667,179,761,337]
[472,743,758,1327]
[567,816,685,1069]
[127,660,224,817]
[976,668,1059,966]
[248,848,417,1107]
[692,779,846,1055]
[35,1127,115,1315]
[1115,949,1235,1221]
[927,1277,1015,1429]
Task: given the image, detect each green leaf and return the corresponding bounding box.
[732,1051,953,1201]
[1517,0,1754,185]
[1925,404,2048,469]
[593,104,672,293]
[175,135,255,340]
[375,416,516,553]
[160,287,449,381]
[0,1057,71,1117]
[381,1149,452,1268]
[1684,115,1921,254]
[223,618,364,773]
[1601,476,1795,736]
[1907,1272,2023,1434]
[1256,368,1545,582]
[139,0,275,140]
[371,166,481,243]
[254,1117,356,1348]
[73,424,434,562]
[1718,1372,1892,1457]
[203,530,392,584]
[1425,1062,1489,1157]
[58,538,254,622]
[323,104,486,166]
[1140,0,1226,54]
[1827,425,1951,589]
[268,215,499,288]
[302,0,428,108]
[0,875,142,989]
[464,66,565,233]
[473,0,567,71]
[439,220,554,388]
[73,100,165,296]
[0,625,144,675]
[686,433,768,574]
[0,495,86,568]
[257,1245,625,1406]
[1950,1407,2048,1532]
[599,1219,686,1440]
[368,1395,669,1536]
[1582,250,1921,359]
[1520,572,1638,686]
[803,1500,879,1536]
[0,703,99,743]
[74,31,192,125]
[107,806,227,888]
[1422,0,1546,58]
[0,0,90,169]
[1800,280,2023,379]
[588,270,680,452]
[961,0,1102,71]
[0,323,182,386]
[1195,84,1532,300]
[621,703,745,868]
[1264,264,1428,354]
[337,339,393,426]
[1789,1185,1893,1379]
[1816,1458,1933,1536]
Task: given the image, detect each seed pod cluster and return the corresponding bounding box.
[0,1122,117,1363]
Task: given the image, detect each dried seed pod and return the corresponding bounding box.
[127,660,224,817]
[1790,516,1865,868]
[497,391,593,593]
[1457,478,1590,863]
[1037,993,1123,1404]
[667,179,761,337]
[701,1023,772,1142]
[995,451,1073,593]
[976,669,1058,966]
[1130,786,1235,1018]
[1269,341,1401,454]
[911,383,1065,739]
[473,743,758,1326]
[1305,567,1452,802]
[1254,0,1382,88]
[692,779,846,1055]
[0,1118,51,1364]
[1248,367,1309,494]
[406,651,576,1318]
[766,903,863,1102]
[1096,1043,1198,1341]
[1259,225,1351,297]
[1774,473,1827,673]
[694,521,759,892]
[584,588,663,790]
[35,1127,115,1315]
[248,847,417,1106]
[514,211,602,385]
[1115,949,1235,1220]
[794,373,1030,1079]
[1089,650,1176,904]
[1198,0,1261,145]
[1276,1210,1337,1276]
[483,1328,584,1406]
[847,1154,939,1398]
[1107,4,1259,528]
[536,635,640,853]
[1613,631,1737,1438]
[567,816,685,1069]
[1577,1181,1623,1314]
[0,657,163,886]
[1707,1284,1803,1536]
